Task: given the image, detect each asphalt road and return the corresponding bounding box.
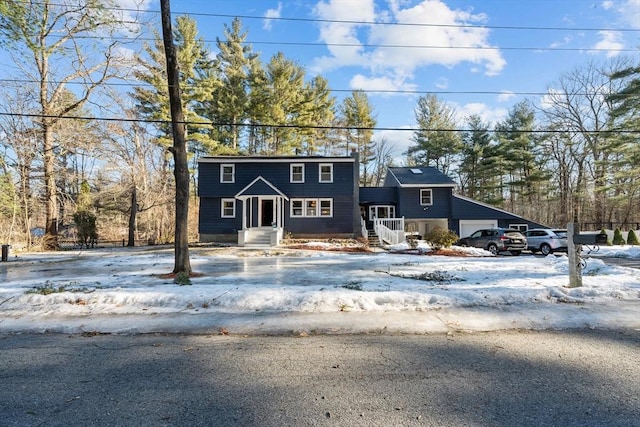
[1,330,639,426]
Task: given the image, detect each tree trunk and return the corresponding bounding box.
[43,122,58,249]
[128,187,137,247]
[160,0,191,274]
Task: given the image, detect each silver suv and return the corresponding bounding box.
[456,228,527,255]
[525,229,568,255]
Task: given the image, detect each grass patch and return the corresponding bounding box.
[25,281,88,295]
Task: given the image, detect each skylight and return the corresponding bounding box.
[410,168,423,174]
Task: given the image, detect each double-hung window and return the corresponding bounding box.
[319,163,333,183]
[290,198,333,218]
[221,199,235,218]
[221,164,235,183]
[290,164,304,183]
[420,189,433,206]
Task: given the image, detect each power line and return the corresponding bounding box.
[13,1,640,34]
[1,78,632,99]
[1,111,638,134]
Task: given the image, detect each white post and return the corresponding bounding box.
[568,222,582,288]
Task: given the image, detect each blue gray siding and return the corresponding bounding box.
[397,187,453,219]
[198,158,358,238]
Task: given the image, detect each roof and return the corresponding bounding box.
[199,155,356,164]
[235,176,289,200]
[385,167,456,187]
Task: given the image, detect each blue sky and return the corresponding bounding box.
[156,0,639,158]
[3,1,638,160]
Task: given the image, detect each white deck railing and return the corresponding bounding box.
[374,217,405,245]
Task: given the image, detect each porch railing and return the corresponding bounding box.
[374,217,405,245]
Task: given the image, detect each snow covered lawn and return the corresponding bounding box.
[1,244,639,334]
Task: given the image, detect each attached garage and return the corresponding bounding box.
[459,220,498,238]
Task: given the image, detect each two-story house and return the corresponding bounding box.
[198,154,545,246]
[198,154,361,245]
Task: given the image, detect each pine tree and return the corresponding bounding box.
[406,94,461,175]
[339,91,377,185]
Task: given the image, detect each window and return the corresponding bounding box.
[221,164,234,183]
[306,199,317,216]
[320,199,332,217]
[221,199,235,218]
[420,189,433,206]
[290,198,333,218]
[290,164,304,183]
[291,200,303,217]
[369,205,395,219]
[319,163,333,183]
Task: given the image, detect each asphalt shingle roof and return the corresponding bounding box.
[387,167,456,186]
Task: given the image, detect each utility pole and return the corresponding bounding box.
[567,222,582,288]
[160,0,191,274]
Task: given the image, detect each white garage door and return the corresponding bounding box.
[459,220,498,238]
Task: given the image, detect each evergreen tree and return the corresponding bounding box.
[209,18,258,151]
[406,94,461,175]
[627,229,639,245]
[339,91,377,185]
[612,227,626,245]
[459,115,499,200]
[495,100,549,217]
[132,16,219,156]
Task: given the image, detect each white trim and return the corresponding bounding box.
[235,176,289,200]
[199,157,356,164]
[220,164,235,183]
[319,163,333,183]
[290,198,333,218]
[453,194,531,219]
[319,199,333,217]
[369,205,395,219]
[420,189,433,206]
[221,198,235,218]
[291,199,304,217]
[290,163,305,183]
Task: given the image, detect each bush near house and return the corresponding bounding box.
[613,228,626,245]
[627,229,639,245]
[426,227,459,250]
[601,228,613,246]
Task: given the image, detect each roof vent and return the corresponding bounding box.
[410,168,423,174]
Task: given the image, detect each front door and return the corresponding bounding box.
[261,199,274,226]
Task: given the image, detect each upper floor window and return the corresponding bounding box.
[290,164,304,183]
[319,163,333,183]
[221,164,235,183]
[420,189,433,206]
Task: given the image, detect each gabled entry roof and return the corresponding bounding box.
[235,176,289,200]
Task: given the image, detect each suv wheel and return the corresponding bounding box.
[487,244,498,255]
[540,243,551,256]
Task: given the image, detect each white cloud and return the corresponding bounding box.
[373,127,413,164]
[349,74,418,93]
[497,91,515,102]
[593,30,624,57]
[616,0,640,28]
[311,0,505,79]
[455,102,508,125]
[263,2,283,30]
[435,78,449,89]
[601,1,614,10]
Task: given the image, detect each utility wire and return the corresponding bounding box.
[12,0,640,33]
[1,111,637,134]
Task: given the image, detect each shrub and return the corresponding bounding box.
[627,229,639,246]
[425,227,459,250]
[601,228,612,246]
[613,227,626,245]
